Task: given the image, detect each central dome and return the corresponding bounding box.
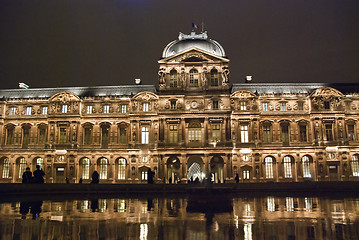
[162,31,226,58]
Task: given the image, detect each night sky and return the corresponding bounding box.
[1,0,359,89]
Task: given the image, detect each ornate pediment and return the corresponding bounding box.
[310,87,343,99]
[159,48,229,64]
[132,91,159,101]
[49,91,80,102]
[231,90,257,99]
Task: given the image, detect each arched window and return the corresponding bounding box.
[188,122,201,142]
[210,69,218,86]
[265,156,274,179]
[351,155,359,177]
[2,158,10,178]
[34,157,44,169]
[81,158,90,179]
[18,157,27,178]
[170,69,178,88]
[189,69,199,87]
[118,158,126,180]
[283,156,292,178]
[141,126,149,144]
[302,155,311,178]
[99,158,108,179]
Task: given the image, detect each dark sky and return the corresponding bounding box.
[1,0,359,89]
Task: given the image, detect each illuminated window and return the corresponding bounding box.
[212,124,221,142]
[35,157,44,169]
[351,155,359,177]
[263,125,271,143]
[142,157,148,163]
[212,100,219,109]
[18,157,26,178]
[283,156,292,178]
[240,125,249,143]
[240,101,247,111]
[121,105,127,113]
[305,197,313,212]
[280,102,286,111]
[262,102,268,111]
[103,105,109,114]
[210,69,218,86]
[141,171,148,180]
[348,124,355,141]
[99,158,108,179]
[26,106,32,115]
[267,196,275,212]
[81,158,90,179]
[143,102,149,112]
[169,125,178,143]
[188,122,201,142]
[42,106,48,115]
[86,105,92,114]
[189,69,199,87]
[302,156,311,178]
[286,197,294,212]
[10,107,16,115]
[61,105,68,113]
[141,126,149,144]
[118,158,126,180]
[265,156,274,179]
[243,170,250,180]
[2,158,10,178]
[170,69,178,88]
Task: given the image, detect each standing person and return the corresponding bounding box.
[91,170,99,184]
[33,165,45,183]
[235,173,240,183]
[22,167,32,183]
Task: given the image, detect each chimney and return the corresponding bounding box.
[245,76,252,83]
[135,79,141,85]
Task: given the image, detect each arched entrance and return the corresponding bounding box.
[166,156,181,183]
[187,156,204,182]
[210,155,224,183]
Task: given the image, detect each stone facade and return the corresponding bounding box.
[0,31,359,183]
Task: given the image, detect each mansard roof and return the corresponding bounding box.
[231,83,359,95]
[0,85,157,99]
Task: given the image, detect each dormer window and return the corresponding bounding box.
[103,105,110,114]
[324,101,330,109]
[212,100,219,109]
[143,102,149,112]
[170,100,176,110]
[61,105,68,113]
[10,107,16,115]
[210,69,218,86]
[240,101,247,111]
[170,69,178,88]
[280,102,286,111]
[189,69,199,87]
[86,105,92,114]
[26,106,32,115]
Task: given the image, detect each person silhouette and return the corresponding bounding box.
[33,165,45,183]
[147,168,154,184]
[79,178,83,184]
[235,173,240,183]
[22,167,32,183]
[91,171,99,184]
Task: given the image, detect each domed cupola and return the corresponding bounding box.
[162,31,226,58]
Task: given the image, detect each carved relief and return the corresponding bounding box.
[221,67,230,86]
[231,90,256,99]
[49,91,80,102]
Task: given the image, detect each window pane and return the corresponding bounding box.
[189,69,199,87]
[240,125,249,143]
[265,157,274,179]
[118,158,126,180]
[141,127,149,144]
[99,158,107,179]
[82,158,90,179]
[284,156,292,178]
[352,155,359,177]
[302,156,311,178]
[2,158,10,178]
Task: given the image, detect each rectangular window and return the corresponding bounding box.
[119,126,127,144]
[240,101,247,111]
[299,125,307,142]
[84,127,92,145]
[240,125,249,143]
[298,102,304,111]
[2,159,10,178]
[22,128,30,148]
[42,106,48,115]
[141,126,149,144]
[263,125,271,143]
[6,128,14,145]
[286,197,294,212]
[10,107,16,115]
[59,127,67,144]
[212,124,221,142]
[169,125,178,143]
[348,124,355,141]
[280,102,286,111]
[26,107,32,115]
[281,125,289,143]
[103,105,110,114]
[283,156,292,178]
[324,101,330,109]
[170,100,176,110]
[86,105,92,114]
[101,127,109,148]
[265,158,274,179]
[262,102,268,111]
[267,196,275,212]
[212,100,219,109]
[38,127,46,144]
[325,124,333,141]
[121,105,127,113]
[62,105,68,113]
[143,103,149,112]
[141,171,148,180]
[243,170,250,180]
[352,155,359,177]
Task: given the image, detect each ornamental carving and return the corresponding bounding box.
[132,92,159,101]
[49,91,81,103]
[310,87,344,99]
[231,90,256,99]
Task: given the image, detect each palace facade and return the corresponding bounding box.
[1,31,359,183]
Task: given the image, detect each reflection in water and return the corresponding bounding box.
[0,196,358,239]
